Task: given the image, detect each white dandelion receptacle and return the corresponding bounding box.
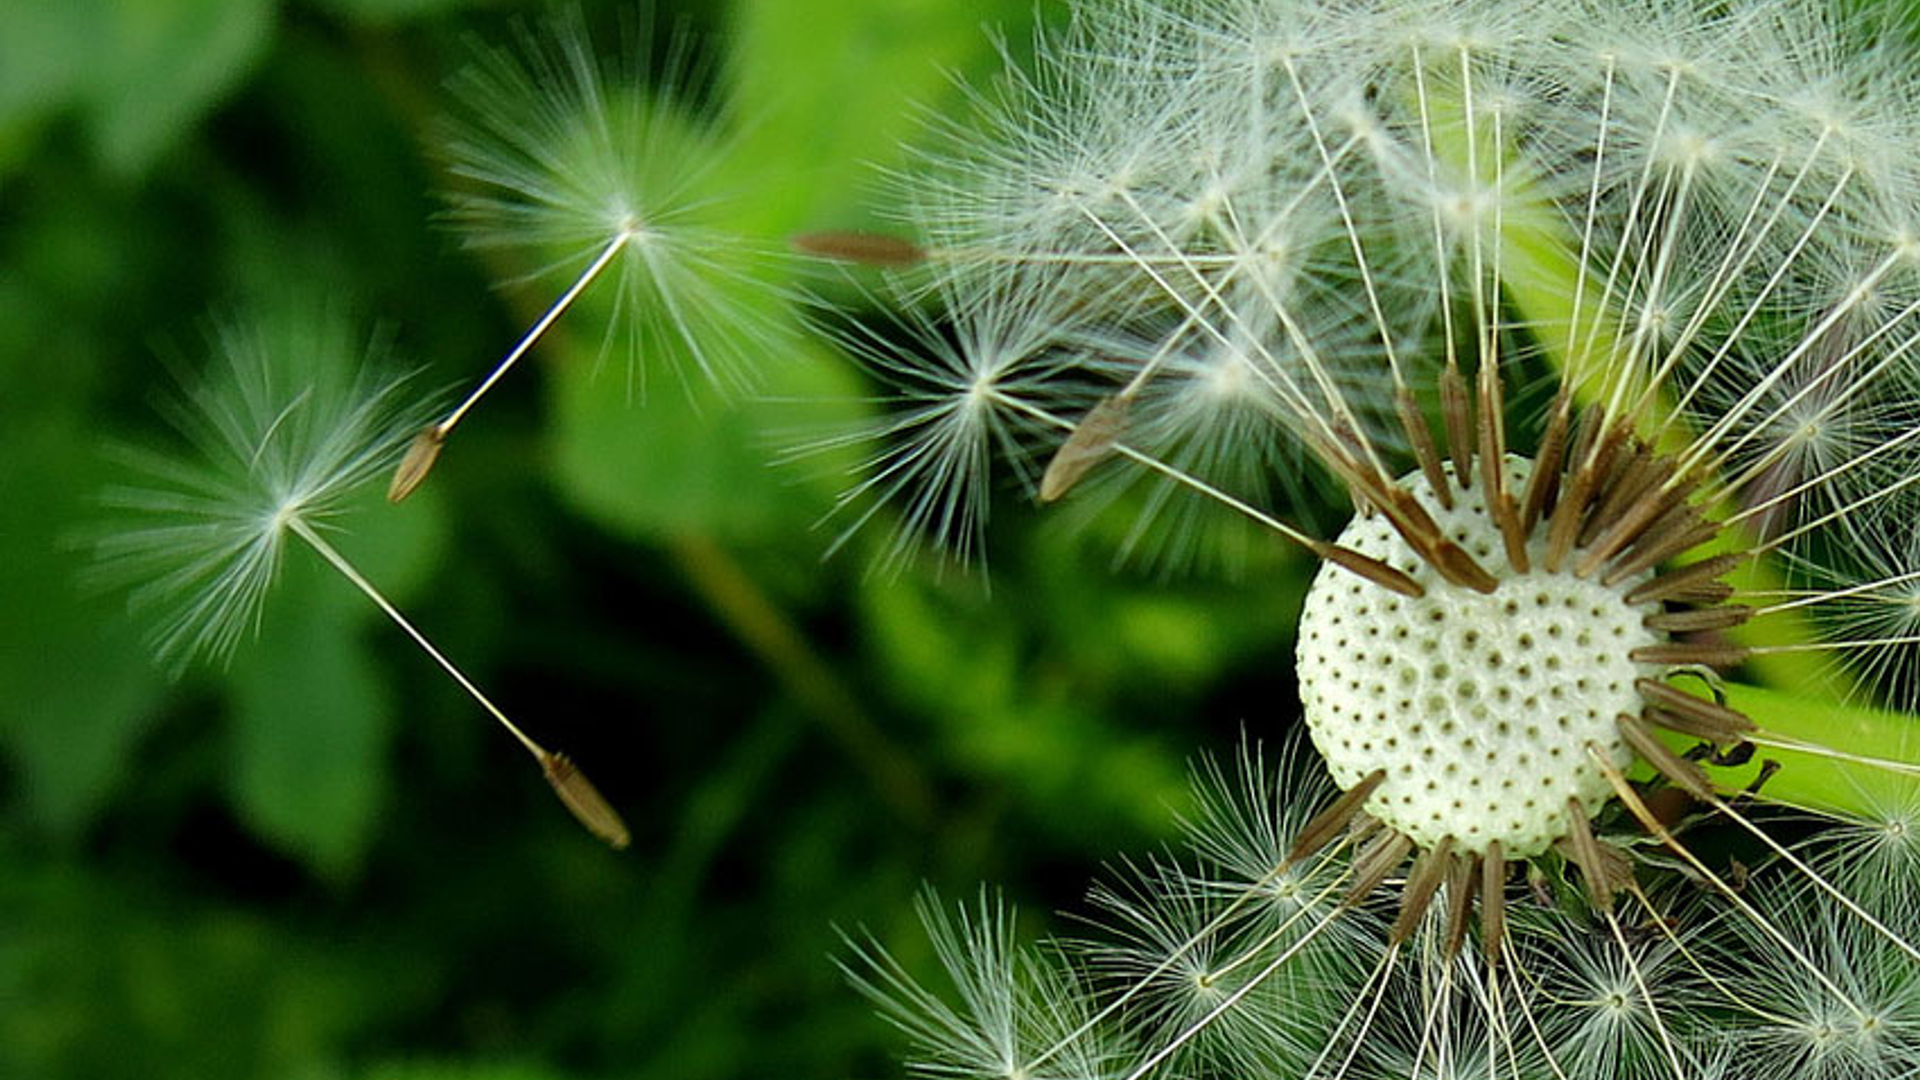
[1298,459,1654,858]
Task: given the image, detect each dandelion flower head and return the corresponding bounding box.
[832,0,1920,1076]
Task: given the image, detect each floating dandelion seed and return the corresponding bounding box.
[827,0,1920,1075]
[97,311,427,671]
[98,306,629,849]
[805,263,1116,568]
[394,8,784,501]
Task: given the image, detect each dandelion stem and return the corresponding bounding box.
[287,518,546,759]
[1031,830,1360,1072]
[997,395,1331,556]
[290,518,631,847]
[1500,951,1576,1080]
[1302,944,1398,1080]
[1622,879,1790,1024]
[388,229,634,503]
[1405,948,1454,1079]
[440,230,630,442]
[1119,886,1356,1080]
[663,532,936,828]
[1603,908,1688,1079]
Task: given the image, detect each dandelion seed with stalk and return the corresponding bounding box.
[391,8,782,502]
[97,305,630,849]
[820,0,1920,1075]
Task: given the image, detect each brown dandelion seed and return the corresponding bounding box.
[1625,553,1745,605]
[1345,830,1414,905]
[542,752,632,850]
[388,425,446,503]
[1391,836,1455,943]
[1616,714,1714,801]
[1635,678,1757,744]
[1441,852,1480,960]
[1480,841,1507,964]
[1395,384,1452,511]
[1040,393,1132,502]
[1629,642,1752,668]
[1310,543,1425,599]
[791,229,928,268]
[1560,797,1628,913]
[1643,604,1754,633]
[1287,768,1388,867]
[1439,364,1474,487]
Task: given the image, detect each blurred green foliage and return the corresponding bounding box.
[0,1,1310,1077]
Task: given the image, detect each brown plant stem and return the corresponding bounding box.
[664,532,935,828]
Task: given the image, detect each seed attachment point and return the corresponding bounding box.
[1287,768,1388,867]
[1560,797,1626,913]
[1391,836,1455,943]
[1615,714,1713,800]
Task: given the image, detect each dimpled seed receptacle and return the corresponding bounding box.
[1297,457,1664,857]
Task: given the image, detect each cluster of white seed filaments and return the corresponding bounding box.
[86,0,1920,1074]
[826,0,1920,1076]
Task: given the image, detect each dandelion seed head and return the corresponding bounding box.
[840,0,1920,1074]
[94,306,431,673]
[438,9,781,394]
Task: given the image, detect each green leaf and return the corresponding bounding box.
[82,0,274,177]
[855,568,1189,840]
[0,0,100,170]
[225,485,449,877]
[228,568,390,879]
[0,0,274,177]
[0,402,166,835]
[723,0,1041,234]
[1028,520,1307,690]
[0,866,390,1080]
[1691,682,1920,820]
[549,326,866,546]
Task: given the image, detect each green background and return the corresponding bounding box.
[0,2,1314,1077]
